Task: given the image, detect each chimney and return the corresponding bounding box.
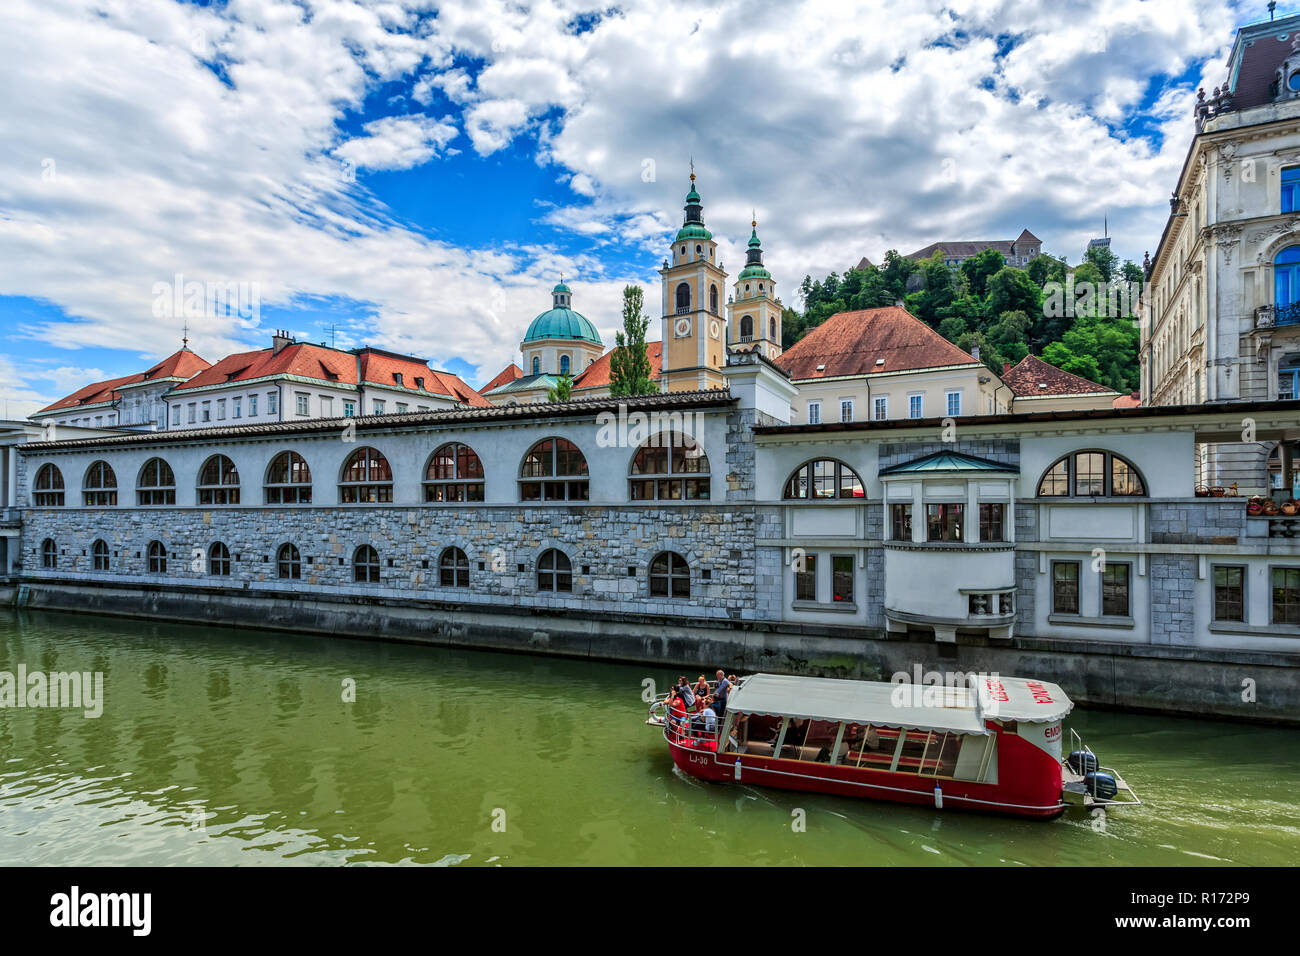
[1003,362,1013,376]
[894,298,904,308]
[971,343,980,362]
[272,329,292,354]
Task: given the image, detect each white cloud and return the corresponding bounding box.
[335,114,458,170]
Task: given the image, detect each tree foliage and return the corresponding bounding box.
[609,285,656,397]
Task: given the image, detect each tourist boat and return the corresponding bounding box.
[647,673,1140,819]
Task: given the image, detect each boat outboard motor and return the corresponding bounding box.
[1067,750,1098,775]
[1085,771,1118,801]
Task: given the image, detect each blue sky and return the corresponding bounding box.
[0,0,1268,415]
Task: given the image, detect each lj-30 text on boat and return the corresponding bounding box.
[648,674,1140,819]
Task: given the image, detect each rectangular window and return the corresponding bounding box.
[978,503,1005,542]
[396,403,408,414]
[232,397,241,419]
[873,396,887,420]
[373,400,386,415]
[840,400,853,423]
[1052,561,1080,614]
[343,401,355,418]
[795,554,817,602]
[171,406,180,426]
[945,391,961,417]
[806,401,821,425]
[216,398,226,420]
[295,393,309,416]
[1280,367,1299,402]
[200,401,211,422]
[908,394,923,419]
[249,394,258,416]
[267,392,278,415]
[320,396,333,417]
[1213,566,1245,623]
[1101,563,1131,616]
[890,503,912,541]
[1283,166,1300,213]
[926,503,963,542]
[187,403,196,423]
[832,555,853,603]
[1273,567,1300,625]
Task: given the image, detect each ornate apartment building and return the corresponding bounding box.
[1141,12,1300,493]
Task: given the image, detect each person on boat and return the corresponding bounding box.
[714,670,730,717]
[677,676,696,710]
[667,691,687,742]
[701,697,718,737]
[693,674,709,703]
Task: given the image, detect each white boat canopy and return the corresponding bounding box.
[727,673,1073,735]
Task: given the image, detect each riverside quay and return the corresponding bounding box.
[7,367,1300,726]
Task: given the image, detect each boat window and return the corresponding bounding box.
[778,718,840,762]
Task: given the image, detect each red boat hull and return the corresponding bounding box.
[665,731,1065,820]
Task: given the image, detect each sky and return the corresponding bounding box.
[0,0,1275,417]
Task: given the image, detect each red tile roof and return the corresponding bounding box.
[426,369,491,407]
[776,307,979,380]
[573,341,664,390]
[482,363,523,393]
[1113,391,1141,409]
[1003,354,1117,397]
[37,348,211,413]
[176,342,357,391]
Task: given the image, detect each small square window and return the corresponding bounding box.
[581,565,591,575]
[701,569,712,580]
[627,566,636,577]
[422,560,430,569]
[517,563,526,573]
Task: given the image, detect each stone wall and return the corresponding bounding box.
[22,503,762,622]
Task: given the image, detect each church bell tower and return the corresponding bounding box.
[727,216,783,363]
[658,168,729,392]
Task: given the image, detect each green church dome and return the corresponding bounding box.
[524,282,601,345]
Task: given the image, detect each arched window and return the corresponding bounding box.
[353,545,380,583]
[265,452,312,504]
[92,539,110,571]
[83,460,117,506]
[629,432,710,500]
[137,457,176,505]
[783,459,865,499]
[277,543,301,579]
[1036,451,1146,497]
[560,354,571,375]
[209,541,231,576]
[340,447,393,503]
[739,315,754,341]
[520,438,589,501]
[649,551,690,598]
[425,443,484,502]
[770,316,777,340]
[1275,246,1300,320]
[33,463,64,506]
[41,538,57,569]
[439,546,469,587]
[537,548,572,592]
[675,282,691,314]
[147,540,167,573]
[197,455,240,505]
[709,284,719,314]
[532,356,541,375]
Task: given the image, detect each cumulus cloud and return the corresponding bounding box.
[0,0,1250,406]
[335,114,459,171]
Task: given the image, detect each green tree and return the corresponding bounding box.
[1026,253,1067,287]
[959,248,1006,298]
[985,266,1042,320]
[1040,317,1140,393]
[609,285,656,397]
[546,373,574,402]
[905,252,958,327]
[1084,242,1119,282]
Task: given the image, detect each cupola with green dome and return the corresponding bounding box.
[726,213,784,364]
[674,172,714,242]
[738,220,771,281]
[523,280,603,346]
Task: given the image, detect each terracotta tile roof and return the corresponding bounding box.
[573,341,664,390]
[482,363,523,393]
[426,369,491,407]
[1003,354,1117,397]
[37,348,211,414]
[775,307,979,380]
[1113,391,1141,409]
[177,343,357,391]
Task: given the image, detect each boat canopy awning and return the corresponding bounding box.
[727,674,1072,735]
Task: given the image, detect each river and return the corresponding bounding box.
[0,610,1295,866]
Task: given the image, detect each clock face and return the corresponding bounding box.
[675,318,691,337]
[710,320,721,338]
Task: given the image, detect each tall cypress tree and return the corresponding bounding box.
[609,285,655,396]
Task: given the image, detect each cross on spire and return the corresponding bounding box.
[181,321,189,349]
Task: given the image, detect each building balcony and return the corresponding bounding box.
[1254,303,1300,329]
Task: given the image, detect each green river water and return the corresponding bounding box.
[0,610,1296,866]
